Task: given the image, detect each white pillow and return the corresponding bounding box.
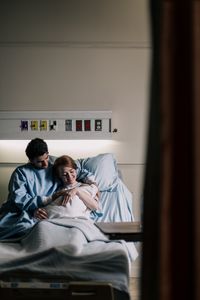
[76,153,119,192]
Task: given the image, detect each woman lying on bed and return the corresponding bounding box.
[42,155,101,220]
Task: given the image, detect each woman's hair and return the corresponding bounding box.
[53,155,77,178]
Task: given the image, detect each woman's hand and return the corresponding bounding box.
[34,208,48,220]
[62,188,78,206]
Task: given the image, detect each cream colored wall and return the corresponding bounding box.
[0,47,149,163]
[0,0,150,43]
[0,0,150,223]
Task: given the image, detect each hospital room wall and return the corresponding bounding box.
[0,0,151,221]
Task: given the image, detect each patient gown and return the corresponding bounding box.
[0,156,93,240]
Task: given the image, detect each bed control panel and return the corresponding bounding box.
[0,111,112,140]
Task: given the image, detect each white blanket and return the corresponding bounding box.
[0,218,137,293]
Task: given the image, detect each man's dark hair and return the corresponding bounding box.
[25,138,48,160]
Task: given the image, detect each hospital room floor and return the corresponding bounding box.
[130,277,140,300]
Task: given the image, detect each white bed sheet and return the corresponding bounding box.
[0,218,137,294]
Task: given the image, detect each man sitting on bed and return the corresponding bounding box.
[0,138,94,240]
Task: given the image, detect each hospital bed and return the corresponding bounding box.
[0,153,139,300]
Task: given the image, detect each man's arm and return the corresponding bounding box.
[6,167,44,215]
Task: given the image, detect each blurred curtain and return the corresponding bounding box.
[141,1,199,300]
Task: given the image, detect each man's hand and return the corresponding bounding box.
[34,208,48,220]
[52,189,67,201]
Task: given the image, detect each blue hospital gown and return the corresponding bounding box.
[0,156,94,240]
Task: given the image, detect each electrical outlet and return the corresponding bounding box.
[65,120,72,131]
[76,120,82,131]
[20,120,28,131]
[95,119,102,131]
[49,120,57,131]
[84,120,91,131]
[40,120,48,131]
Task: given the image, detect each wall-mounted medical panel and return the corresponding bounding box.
[0,111,112,140]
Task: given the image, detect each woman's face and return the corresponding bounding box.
[57,166,77,185]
